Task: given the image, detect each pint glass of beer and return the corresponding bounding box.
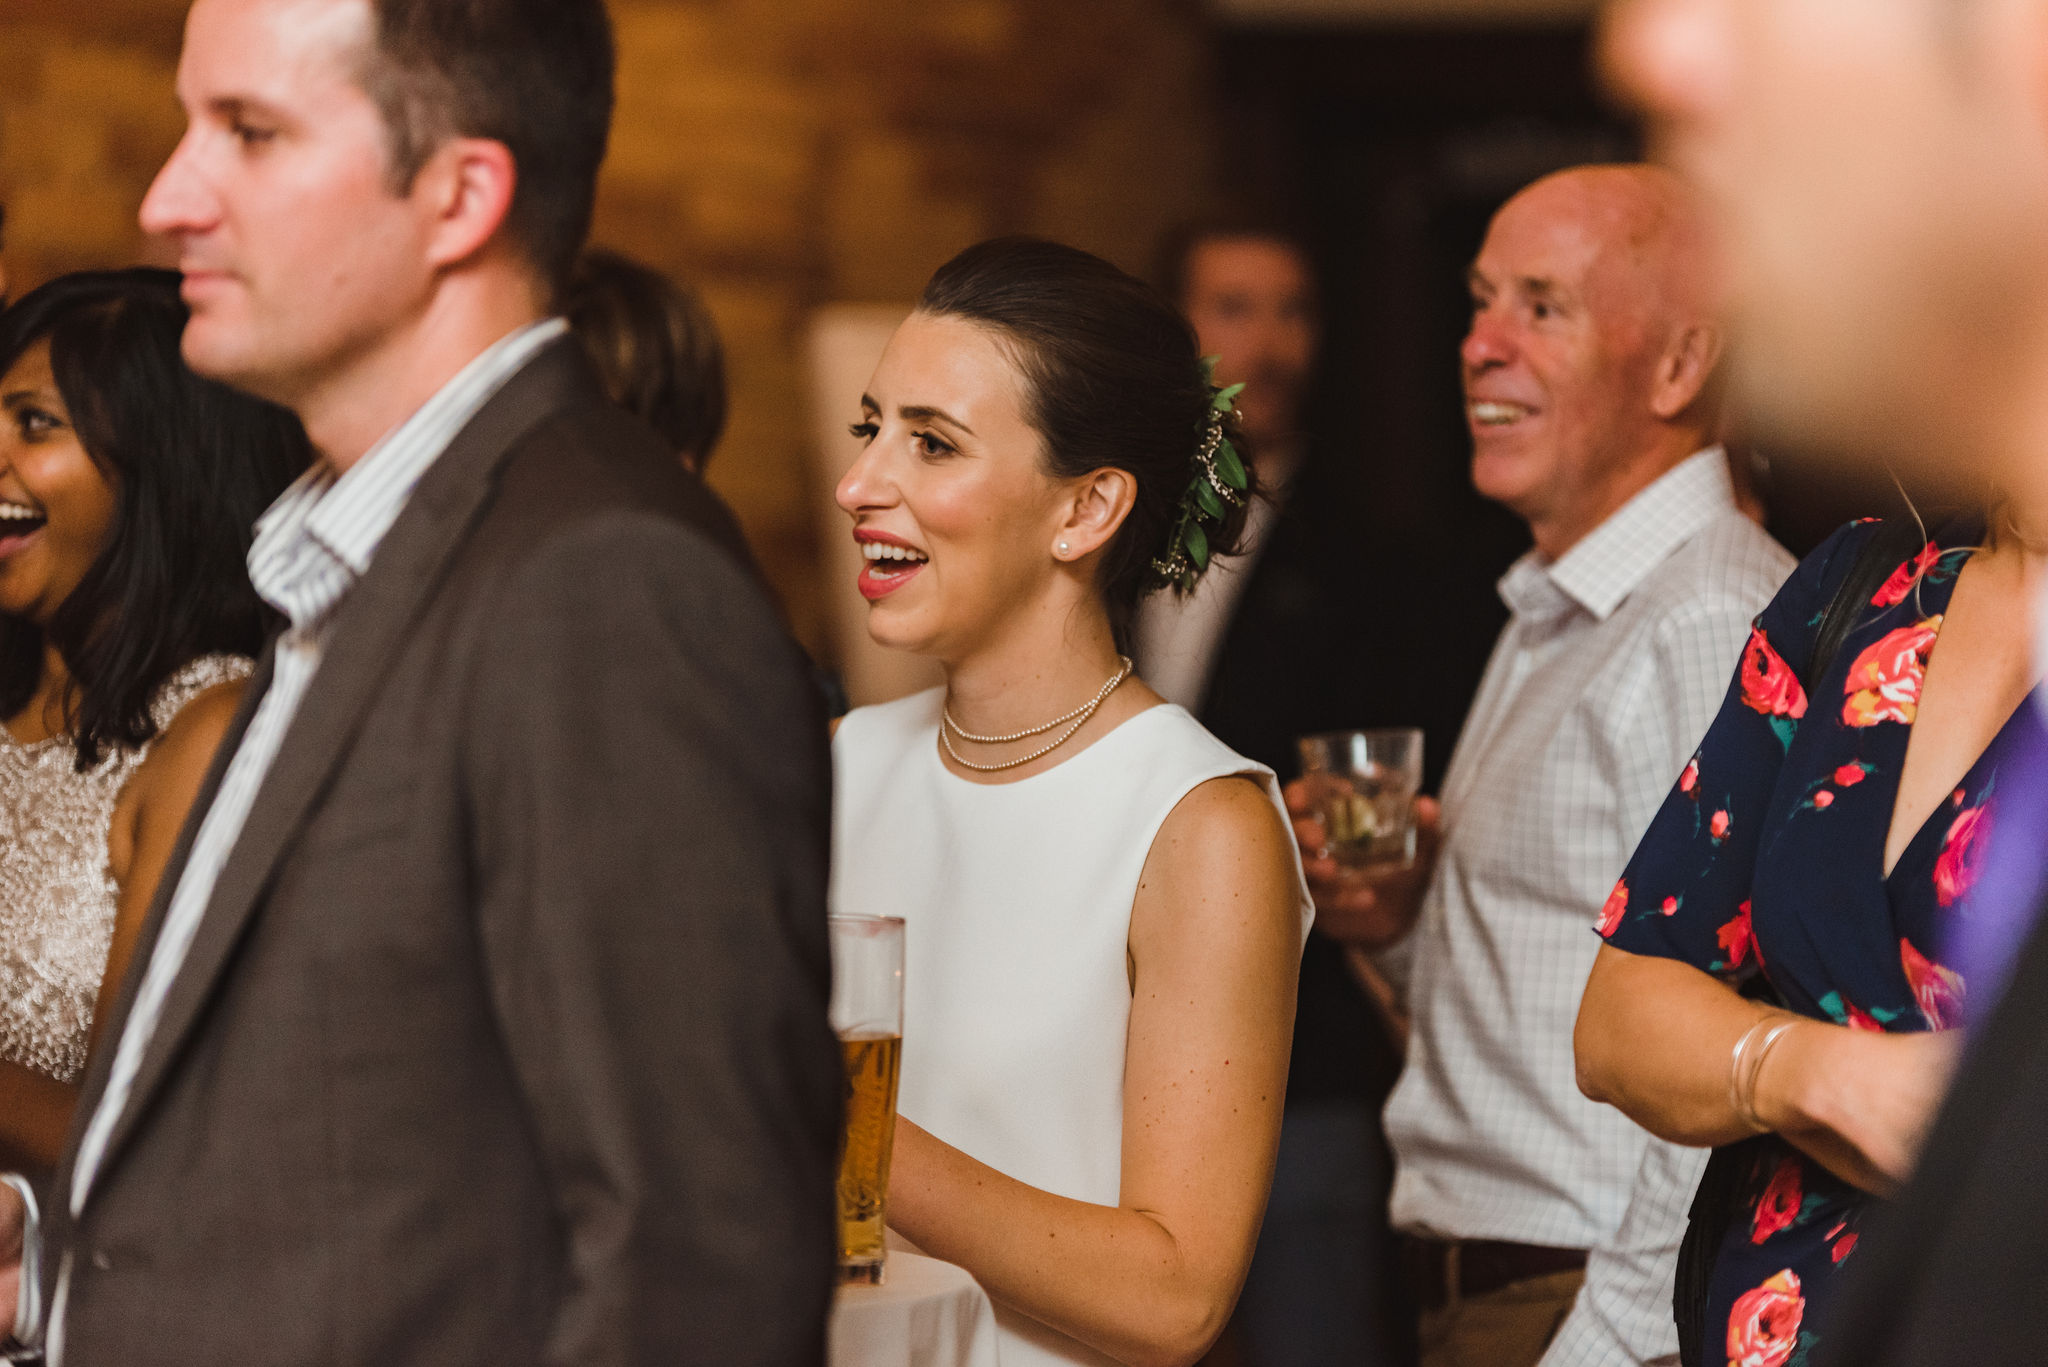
[828,915,905,1285]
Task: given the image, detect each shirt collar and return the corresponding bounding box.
[1499,446,1735,625]
[249,318,569,627]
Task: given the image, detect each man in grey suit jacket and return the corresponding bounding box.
[0,1,841,1363]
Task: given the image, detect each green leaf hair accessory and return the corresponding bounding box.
[1148,357,1249,594]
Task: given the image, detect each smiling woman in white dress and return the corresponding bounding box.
[830,238,1312,1367]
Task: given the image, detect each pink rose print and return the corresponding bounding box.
[1900,938,1966,1030]
[1832,1232,1860,1263]
[1933,802,1992,909]
[1845,1003,1883,1032]
[1871,541,1941,608]
[1680,757,1701,797]
[1812,791,1834,810]
[1842,618,1941,728]
[1740,628,1809,721]
[1710,810,1733,841]
[1834,762,1868,787]
[1660,895,1680,916]
[1727,1269,1805,1367]
[1598,879,1628,938]
[1751,1155,1804,1244]
[1717,902,1755,971]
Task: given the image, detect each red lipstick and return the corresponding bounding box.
[854,528,929,602]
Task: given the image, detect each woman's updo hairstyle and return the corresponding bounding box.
[918,236,1257,641]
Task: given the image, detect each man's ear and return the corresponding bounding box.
[418,137,519,272]
[1650,322,1723,421]
[1053,467,1138,564]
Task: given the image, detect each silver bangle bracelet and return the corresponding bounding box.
[1728,1017,1775,1134]
[1737,1021,1800,1134]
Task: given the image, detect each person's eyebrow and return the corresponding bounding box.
[898,405,976,438]
[206,94,294,126]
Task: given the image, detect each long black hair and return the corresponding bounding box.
[0,269,310,769]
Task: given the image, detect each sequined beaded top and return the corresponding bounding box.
[0,653,250,1083]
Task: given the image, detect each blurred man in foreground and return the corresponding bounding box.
[1296,163,1792,1367]
[0,0,839,1361]
[1606,2,2048,1363]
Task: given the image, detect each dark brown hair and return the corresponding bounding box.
[1153,217,1315,312]
[564,248,729,471]
[919,237,1257,642]
[360,0,615,288]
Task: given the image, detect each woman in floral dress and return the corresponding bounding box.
[1574,515,2039,1367]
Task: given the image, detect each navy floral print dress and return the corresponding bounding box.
[1599,519,2014,1367]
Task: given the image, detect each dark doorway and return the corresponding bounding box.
[1223,23,1636,594]
[1216,22,1906,578]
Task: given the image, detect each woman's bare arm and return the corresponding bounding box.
[98,679,245,1055]
[0,681,244,1171]
[1577,944,1957,1195]
[0,1061,81,1173]
[885,775,1302,1367]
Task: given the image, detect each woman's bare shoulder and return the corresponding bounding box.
[1154,773,1290,857]
[128,678,246,804]
[1136,773,1299,945]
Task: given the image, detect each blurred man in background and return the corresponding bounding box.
[1143,221,1413,1367]
[1297,164,1792,1367]
[1607,2,2048,1363]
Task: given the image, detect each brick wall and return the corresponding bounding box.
[0,0,1217,659]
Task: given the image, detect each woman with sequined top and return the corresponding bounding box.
[0,270,306,1171]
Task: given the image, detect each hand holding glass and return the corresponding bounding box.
[1297,728,1424,869]
[828,915,905,1286]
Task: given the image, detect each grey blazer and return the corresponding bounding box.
[40,341,841,1366]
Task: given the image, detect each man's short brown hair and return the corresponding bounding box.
[1152,218,1315,312]
[360,0,615,289]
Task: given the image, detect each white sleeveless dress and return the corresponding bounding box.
[831,689,1312,1367]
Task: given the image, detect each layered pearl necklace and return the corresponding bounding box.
[940,657,1135,773]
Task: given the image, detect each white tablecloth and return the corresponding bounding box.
[829,1251,1001,1367]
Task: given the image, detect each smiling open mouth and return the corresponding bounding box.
[857,540,929,600]
[0,502,47,541]
[1469,401,1535,428]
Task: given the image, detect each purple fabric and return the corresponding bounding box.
[1950,696,2048,1026]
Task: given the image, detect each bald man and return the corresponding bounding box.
[1290,164,1791,1367]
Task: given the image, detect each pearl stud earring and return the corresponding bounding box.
[1057,541,1071,556]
